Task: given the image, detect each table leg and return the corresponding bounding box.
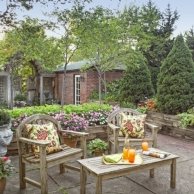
[80,166,87,194]
[170,159,176,188]
[96,176,102,194]
[150,168,154,178]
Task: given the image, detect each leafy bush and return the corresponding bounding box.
[87,138,108,154]
[9,103,112,130]
[119,51,154,106]
[14,93,26,101]
[157,35,194,114]
[178,113,194,128]
[0,109,11,126]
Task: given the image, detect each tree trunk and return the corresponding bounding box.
[61,63,67,107]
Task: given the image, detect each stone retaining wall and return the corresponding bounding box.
[146,111,194,140]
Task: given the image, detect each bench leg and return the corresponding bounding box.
[150,168,154,178]
[96,176,102,194]
[170,159,176,188]
[80,166,87,194]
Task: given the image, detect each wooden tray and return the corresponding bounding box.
[102,153,143,165]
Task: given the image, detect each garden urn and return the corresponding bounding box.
[0,124,13,156]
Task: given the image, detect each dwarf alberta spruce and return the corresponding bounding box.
[0,157,14,179]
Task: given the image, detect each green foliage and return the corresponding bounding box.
[14,93,27,101]
[8,103,112,119]
[105,80,121,103]
[0,18,64,71]
[0,109,11,126]
[157,35,194,114]
[178,113,194,128]
[87,138,108,154]
[185,27,194,62]
[119,1,179,92]
[119,51,154,105]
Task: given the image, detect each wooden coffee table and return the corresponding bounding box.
[78,148,179,194]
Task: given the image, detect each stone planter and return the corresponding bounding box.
[146,111,194,140]
[0,124,13,156]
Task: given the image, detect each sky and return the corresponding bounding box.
[1,0,194,38]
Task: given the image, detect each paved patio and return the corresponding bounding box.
[4,133,194,194]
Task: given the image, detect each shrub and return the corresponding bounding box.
[119,51,154,106]
[0,109,11,126]
[157,35,194,114]
[87,138,108,154]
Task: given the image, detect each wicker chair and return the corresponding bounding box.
[107,108,160,154]
[16,114,88,194]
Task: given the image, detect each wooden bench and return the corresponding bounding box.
[78,148,179,194]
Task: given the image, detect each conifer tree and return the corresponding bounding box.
[157,35,194,114]
[119,52,154,105]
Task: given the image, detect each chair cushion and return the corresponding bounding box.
[119,112,146,138]
[25,123,62,156]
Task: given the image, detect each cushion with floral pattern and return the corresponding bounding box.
[119,112,146,138]
[25,123,62,156]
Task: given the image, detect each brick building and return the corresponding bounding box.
[54,60,124,104]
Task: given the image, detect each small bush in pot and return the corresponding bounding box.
[87,138,108,156]
[0,110,11,126]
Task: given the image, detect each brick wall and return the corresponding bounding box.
[55,69,123,104]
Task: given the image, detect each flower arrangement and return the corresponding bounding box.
[0,156,14,179]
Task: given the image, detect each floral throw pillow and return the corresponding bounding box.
[25,123,62,156]
[119,112,146,138]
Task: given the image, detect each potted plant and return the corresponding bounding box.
[87,138,108,156]
[0,109,11,129]
[0,156,14,193]
[54,112,89,147]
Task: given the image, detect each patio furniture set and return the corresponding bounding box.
[16,108,179,194]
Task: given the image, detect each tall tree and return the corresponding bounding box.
[77,6,134,103]
[52,0,92,106]
[0,0,92,26]
[0,18,64,72]
[119,1,179,92]
[119,51,154,106]
[185,27,194,61]
[157,35,194,114]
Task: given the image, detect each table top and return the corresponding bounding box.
[78,148,179,176]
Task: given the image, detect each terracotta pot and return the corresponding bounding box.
[0,178,6,194]
[63,137,78,148]
[93,149,105,157]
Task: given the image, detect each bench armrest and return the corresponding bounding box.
[145,122,160,147]
[60,129,89,137]
[108,123,120,132]
[19,137,50,146]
